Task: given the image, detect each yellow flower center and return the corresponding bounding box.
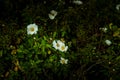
[61,60,65,64]
[30,27,35,32]
[56,43,60,47]
[51,13,55,16]
[14,66,18,71]
[61,45,65,50]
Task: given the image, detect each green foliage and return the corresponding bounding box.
[0,0,120,80]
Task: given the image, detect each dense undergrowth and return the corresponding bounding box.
[0,0,120,80]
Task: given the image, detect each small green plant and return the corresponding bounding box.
[8,23,72,79]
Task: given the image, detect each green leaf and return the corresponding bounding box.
[102,55,108,59]
[17,49,23,53]
[62,31,66,37]
[46,44,51,48]
[36,60,43,64]
[53,32,57,38]
[116,56,120,60]
[43,36,47,40]
[42,46,45,53]
[41,40,46,46]
[0,50,3,57]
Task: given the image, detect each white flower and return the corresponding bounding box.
[52,40,64,50]
[33,37,36,39]
[105,40,112,46]
[58,43,68,52]
[27,23,38,35]
[52,40,68,52]
[48,10,57,20]
[99,27,107,33]
[73,0,83,5]
[116,4,120,10]
[60,57,68,64]
[53,40,60,50]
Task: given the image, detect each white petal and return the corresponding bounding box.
[60,57,68,64]
[105,40,112,46]
[48,10,57,20]
[48,14,55,20]
[64,46,68,52]
[65,59,68,64]
[116,4,120,10]
[57,40,65,46]
[60,57,64,60]
[52,40,56,45]
[100,27,107,33]
[50,10,57,16]
[52,40,58,50]
[73,0,83,5]
[27,23,38,35]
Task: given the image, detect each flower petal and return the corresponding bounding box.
[27,23,38,35]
